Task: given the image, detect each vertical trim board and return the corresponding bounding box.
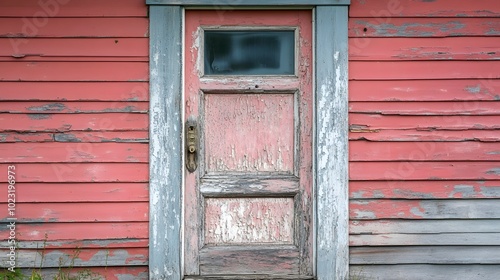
[315,5,349,280]
[149,5,183,280]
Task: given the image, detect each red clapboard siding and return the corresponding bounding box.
[349,0,500,18]
[0,82,149,101]
[0,222,148,241]
[349,18,500,37]
[9,239,149,249]
[0,62,148,81]
[349,37,500,61]
[5,248,148,267]
[0,0,147,17]
[350,101,500,115]
[0,202,148,222]
[349,130,500,142]
[0,143,148,163]
[350,181,500,199]
[350,162,499,181]
[349,80,500,101]
[0,163,148,182]
[0,113,148,132]
[350,199,500,219]
[0,38,149,57]
[350,61,500,80]
[0,131,149,143]
[0,18,148,37]
[350,114,499,130]
[349,142,500,161]
[0,183,148,202]
[0,101,149,114]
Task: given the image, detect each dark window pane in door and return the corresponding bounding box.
[204,31,295,75]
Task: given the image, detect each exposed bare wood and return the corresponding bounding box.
[350,219,500,234]
[350,265,500,280]
[350,199,500,219]
[350,233,500,246]
[350,246,500,264]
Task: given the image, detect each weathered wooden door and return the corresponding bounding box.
[184,10,313,278]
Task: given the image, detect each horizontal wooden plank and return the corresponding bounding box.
[349,37,500,61]
[0,18,148,37]
[350,265,500,280]
[0,38,148,57]
[0,131,149,143]
[0,248,148,267]
[350,246,500,264]
[350,180,500,199]
[350,101,500,115]
[199,246,300,275]
[351,161,499,181]
[350,219,500,234]
[0,238,148,249]
[349,0,500,18]
[349,18,500,37]
[349,161,500,181]
[0,143,148,163]
[0,183,148,202]
[350,114,500,130]
[349,79,500,101]
[0,113,148,132]
[0,62,148,81]
[0,163,148,182]
[20,267,149,280]
[350,233,500,246]
[0,101,148,114]
[350,61,500,80]
[0,202,148,222]
[350,142,499,161]
[200,175,299,196]
[0,82,149,101]
[350,199,500,219]
[0,222,148,240]
[349,129,500,142]
[0,56,148,62]
[0,0,147,17]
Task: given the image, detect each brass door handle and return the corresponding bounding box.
[185,118,198,173]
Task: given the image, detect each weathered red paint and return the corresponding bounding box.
[0,163,148,182]
[0,202,148,222]
[350,114,499,130]
[350,61,500,80]
[0,62,148,81]
[349,130,500,142]
[350,101,500,115]
[1,0,147,17]
[0,143,148,162]
[349,18,500,37]
[349,79,499,101]
[0,101,148,114]
[350,162,499,181]
[0,183,148,202]
[350,181,500,199]
[0,82,149,101]
[349,37,499,61]
[350,142,500,161]
[0,223,148,241]
[0,38,149,58]
[350,0,500,17]
[0,18,148,37]
[0,113,148,131]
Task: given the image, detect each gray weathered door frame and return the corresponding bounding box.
[147,1,349,279]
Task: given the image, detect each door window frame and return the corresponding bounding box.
[147,1,349,279]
